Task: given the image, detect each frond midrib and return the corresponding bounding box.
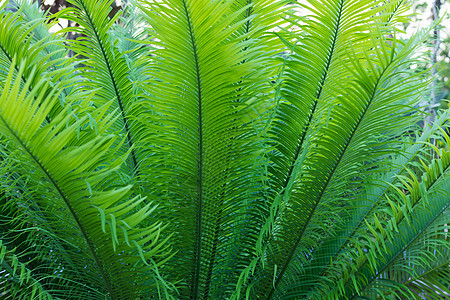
[276,0,343,199]
[265,0,346,297]
[201,2,257,296]
[180,1,204,298]
[301,71,383,300]
[0,114,116,299]
[77,0,139,173]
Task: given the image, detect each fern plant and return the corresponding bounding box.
[0,0,449,299]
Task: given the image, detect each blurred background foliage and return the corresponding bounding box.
[407,0,449,110]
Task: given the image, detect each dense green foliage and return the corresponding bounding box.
[0,0,449,299]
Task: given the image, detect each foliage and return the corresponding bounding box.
[0,0,449,299]
[439,34,450,95]
[406,0,450,107]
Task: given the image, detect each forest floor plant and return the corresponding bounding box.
[0,0,449,299]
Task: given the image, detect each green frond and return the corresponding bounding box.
[62,0,145,176]
[109,3,152,86]
[316,123,450,299]
[378,0,412,29]
[351,139,450,299]
[0,61,172,299]
[402,260,450,299]
[11,0,68,63]
[360,208,449,299]
[136,0,285,297]
[237,1,427,298]
[0,239,56,300]
[0,4,74,124]
[278,112,449,299]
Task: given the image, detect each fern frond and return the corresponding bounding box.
[136,0,284,297]
[62,0,143,176]
[319,124,450,299]
[0,61,172,299]
[239,1,426,298]
[290,111,450,298]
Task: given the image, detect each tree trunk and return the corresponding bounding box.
[429,0,441,122]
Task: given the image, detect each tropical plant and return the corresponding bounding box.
[0,0,449,299]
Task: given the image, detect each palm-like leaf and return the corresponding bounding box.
[135,1,284,297]
[61,0,144,176]
[237,2,433,298]
[0,62,170,299]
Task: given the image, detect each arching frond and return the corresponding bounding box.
[135,0,290,297]
[0,61,172,299]
[317,123,450,299]
[236,1,431,298]
[62,0,144,176]
[11,0,68,63]
[291,111,450,298]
